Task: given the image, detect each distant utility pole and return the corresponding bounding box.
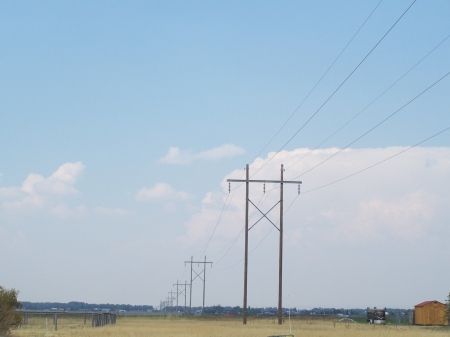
[228,164,301,325]
[168,291,176,313]
[173,280,189,313]
[184,256,213,314]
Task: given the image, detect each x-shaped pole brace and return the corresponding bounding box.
[248,199,280,231]
[191,269,204,283]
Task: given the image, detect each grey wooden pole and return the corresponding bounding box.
[278,164,284,325]
[176,279,179,314]
[243,164,249,325]
[189,256,193,313]
[202,256,206,314]
[55,313,58,331]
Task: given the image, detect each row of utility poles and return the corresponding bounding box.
[160,256,212,314]
[160,164,299,325]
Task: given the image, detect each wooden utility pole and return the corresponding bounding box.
[228,164,301,325]
[189,256,193,312]
[175,280,179,312]
[243,163,249,324]
[278,164,284,325]
[174,280,189,314]
[184,257,213,314]
[202,256,206,314]
[168,291,176,314]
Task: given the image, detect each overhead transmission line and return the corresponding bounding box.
[211,182,279,264]
[285,32,450,171]
[291,69,450,180]
[197,165,272,259]
[215,65,450,266]
[198,169,245,258]
[217,3,421,265]
[218,124,450,270]
[198,0,414,260]
[210,190,268,260]
[250,0,417,179]
[217,190,299,271]
[251,0,384,163]
[212,188,277,267]
[228,0,384,195]
[300,125,450,194]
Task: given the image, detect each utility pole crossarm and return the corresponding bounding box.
[227,179,301,184]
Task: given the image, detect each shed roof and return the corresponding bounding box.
[415,300,445,307]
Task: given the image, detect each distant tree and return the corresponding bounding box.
[0,286,22,335]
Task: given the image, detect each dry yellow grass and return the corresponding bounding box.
[11,315,449,337]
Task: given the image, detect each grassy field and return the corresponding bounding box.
[11,315,450,337]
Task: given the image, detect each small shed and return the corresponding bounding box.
[414,300,447,326]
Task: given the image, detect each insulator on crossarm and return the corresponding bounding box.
[298,184,301,195]
[263,183,265,194]
[228,182,231,193]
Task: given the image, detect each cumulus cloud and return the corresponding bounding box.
[159,144,245,165]
[136,183,193,201]
[0,187,24,200]
[0,162,85,217]
[21,162,84,196]
[179,146,450,247]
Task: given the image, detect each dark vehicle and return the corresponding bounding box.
[366,308,386,324]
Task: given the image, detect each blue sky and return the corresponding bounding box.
[1,0,449,309]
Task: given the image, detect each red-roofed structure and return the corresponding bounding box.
[415,301,436,307]
[414,300,447,325]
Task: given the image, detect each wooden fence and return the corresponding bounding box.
[20,311,116,330]
[92,313,116,327]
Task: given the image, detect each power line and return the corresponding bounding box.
[300,125,450,195]
[250,0,417,178]
[285,32,450,171]
[198,168,245,258]
[216,193,298,271]
[292,69,450,179]
[251,0,384,163]
[201,167,279,259]
[217,125,450,270]
[211,190,268,261]
[212,187,279,268]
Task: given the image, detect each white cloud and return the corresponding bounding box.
[0,187,24,199]
[0,162,85,217]
[180,146,450,246]
[21,162,84,196]
[195,144,246,161]
[135,183,193,201]
[159,144,245,165]
[158,147,193,165]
